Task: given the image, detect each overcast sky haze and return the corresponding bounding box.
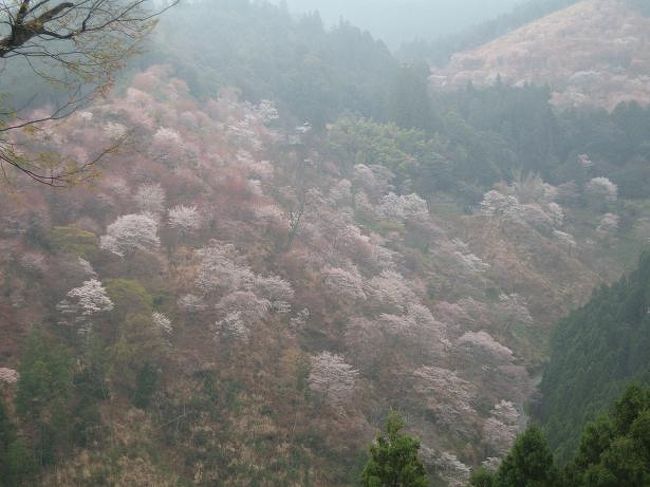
[272,0,523,47]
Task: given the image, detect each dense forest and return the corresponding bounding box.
[539,251,650,462]
[0,0,649,485]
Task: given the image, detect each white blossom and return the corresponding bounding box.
[178,294,207,313]
[413,366,477,429]
[195,242,254,295]
[433,451,471,487]
[0,368,19,384]
[255,99,279,124]
[104,122,127,140]
[457,331,514,363]
[216,291,271,330]
[252,275,294,313]
[134,183,166,215]
[480,190,520,218]
[58,278,114,317]
[151,127,184,159]
[309,352,359,407]
[100,214,160,257]
[483,400,521,455]
[378,192,428,221]
[214,311,250,343]
[152,312,173,336]
[322,266,367,302]
[586,177,618,202]
[168,205,201,233]
[366,270,417,312]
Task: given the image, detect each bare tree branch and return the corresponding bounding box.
[0,0,178,186]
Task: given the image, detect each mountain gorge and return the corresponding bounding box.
[0,0,649,486]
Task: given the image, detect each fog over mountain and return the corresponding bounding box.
[271,0,522,47]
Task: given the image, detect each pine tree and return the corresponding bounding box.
[361,411,429,487]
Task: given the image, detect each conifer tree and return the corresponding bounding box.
[361,411,429,487]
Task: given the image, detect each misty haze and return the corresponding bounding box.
[0,0,649,486]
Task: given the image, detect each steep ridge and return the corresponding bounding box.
[431,0,650,110]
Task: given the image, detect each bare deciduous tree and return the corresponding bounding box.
[0,0,177,185]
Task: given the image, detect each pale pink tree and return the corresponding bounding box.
[309,352,359,408]
[134,183,166,215]
[152,312,173,337]
[0,368,19,384]
[586,177,618,203]
[100,214,160,257]
[378,192,428,221]
[195,242,254,295]
[168,205,201,235]
[366,270,417,313]
[252,275,294,314]
[322,266,367,302]
[412,366,477,432]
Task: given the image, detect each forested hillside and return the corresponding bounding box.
[538,252,650,462]
[0,0,649,485]
[431,0,650,110]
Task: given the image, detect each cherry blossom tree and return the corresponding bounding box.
[366,270,417,313]
[100,214,160,257]
[195,242,254,295]
[152,312,173,337]
[57,278,114,332]
[252,275,294,314]
[0,367,19,384]
[214,311,251,343]
[308,352,359,408]
[168,205,201,234]
[456,331,514,364]
[482,400,521,455]
[412,366,477,432]
[135,183,166,215]
[378,192,428,221]
[586,177,618,203]
[322,266,367,302]
[150,127,184,162]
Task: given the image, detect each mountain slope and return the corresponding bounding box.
[431,0,650,110]
[538,251,650,462]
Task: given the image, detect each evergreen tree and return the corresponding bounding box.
[15,328,73,467]
[495,426,556,487]
[361,411,429,487]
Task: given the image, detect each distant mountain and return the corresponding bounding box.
[431,0,650,110]
[271,0,521,48]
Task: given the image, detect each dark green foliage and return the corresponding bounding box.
[495,427,556,487]
[388,64,438,133]
[15,329,73,466]
[562,385,650,486]
[0,396,13,486]
[132,362,160,409]
[538,252,650,461]
[361,411,429,487]
[469,467,496,487]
